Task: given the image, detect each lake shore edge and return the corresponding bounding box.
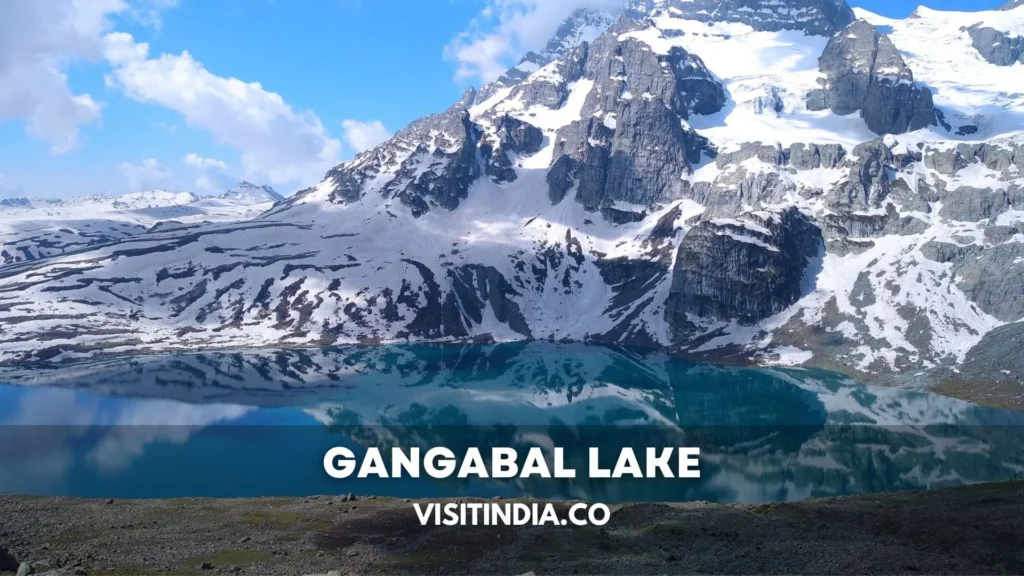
[3,481,1024,575]
[1,340,1021,411]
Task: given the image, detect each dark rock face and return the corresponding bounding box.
[959,322,1024,387]
[807,20,937,135]
[824,139,901,211]
[628,0,856,36]
[388,110,481,217]
[480,115,544,184]
[714,142,846,170]
[448,265,533,338]
[689,169,792,220]
[939,186,1024,222]
[821,204,929,239]
[951,243,1024,322]
[665,207,824,330]
[309,92,482,217]
[494,115,544,156]
[967,25,1024,67]
[548,22,724,211]
[681,142,847,219]
[924,143,1024,177]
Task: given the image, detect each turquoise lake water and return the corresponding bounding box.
[1,342,1022,502]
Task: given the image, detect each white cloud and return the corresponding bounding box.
[444,0,624,83]
[183,152,228,172]
[0,0,128,153]
[0,0,179,153]
[120,157,172,191]
[103,32,342,191]
[183,152,233,195]
[129,0,180,31]
[341,119,392,154]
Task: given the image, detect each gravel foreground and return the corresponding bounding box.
[2,482,1024,576]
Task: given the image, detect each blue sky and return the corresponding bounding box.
[0,0,1007,198]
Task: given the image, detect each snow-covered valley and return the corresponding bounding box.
[0,182,282,264]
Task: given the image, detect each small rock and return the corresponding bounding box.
[200,562,214,570]
[340,494,350,503]
[16,562,33,576]
[346,493,356,501]
[239,536,251,544]
[0,548,19,572]
[105,499,114,505]
[346,550,360,558]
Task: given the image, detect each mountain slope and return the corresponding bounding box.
[0,0,1021,398]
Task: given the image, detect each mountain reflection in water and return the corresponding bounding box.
[0,342,1022,502]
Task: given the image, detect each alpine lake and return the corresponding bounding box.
[1,342,1022,503]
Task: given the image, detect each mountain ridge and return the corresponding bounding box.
[0,0,1021,403]
[0,182,281,265]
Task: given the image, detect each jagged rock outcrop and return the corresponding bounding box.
[628,0,856,36]
[712,142,847,170]
[967,25,1024,67]
[966,0,1024,66]
[950,243,1024,322]
[665,208,823,330]
[480,115,544,183]
[548,20,724,210]
[477,9,616,101]
[824,139,905,210]
[807,20,938,135]
[688,169,793,220]
[311,92,481,216]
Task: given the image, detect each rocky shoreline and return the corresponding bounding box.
[3,482,1024,575]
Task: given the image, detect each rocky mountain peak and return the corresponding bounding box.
[628,0,856,35]
[806,19,938,135]
[478,8,617,101]
[545,23,725,212]
[1002,0,1024,10]
[221,181,283,204]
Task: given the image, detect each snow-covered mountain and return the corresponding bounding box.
[218,181,284,204]
[0,0,1021,400]
[0,184,280,264]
